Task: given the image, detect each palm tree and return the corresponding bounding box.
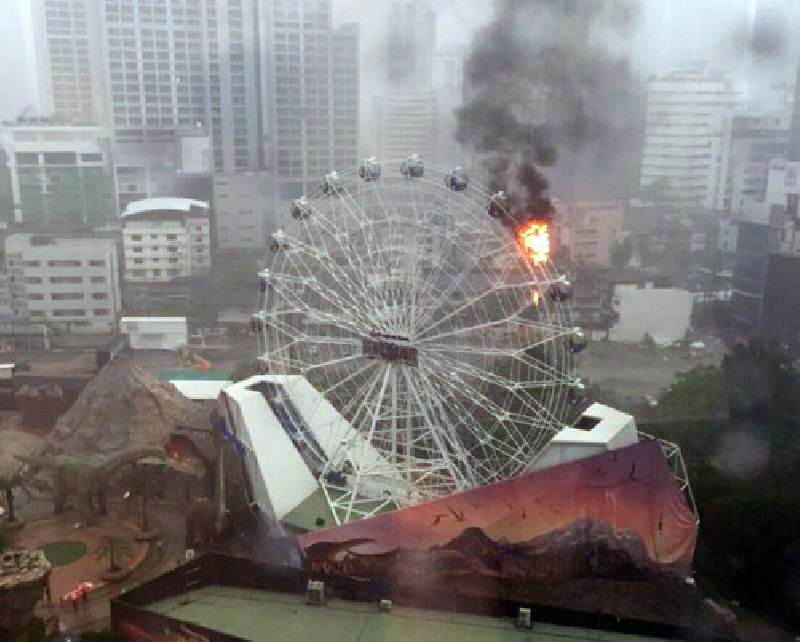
[95,536,134,573]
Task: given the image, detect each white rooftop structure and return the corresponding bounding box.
[120,316,187,350]
[219,374,402,524]
[171,379,230,401]
[529,403,639,473]
[121,197,209,218]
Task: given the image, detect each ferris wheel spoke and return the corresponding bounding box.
[414,313,572,346]
[328,193,384,305]
[278,234,377,323]
[414,283,526,342]
[345,366,393,519]
[321,360,381,397]
[422,351,564,427]
[421,373,530,470]
[265,281,368,338]
[412,234,506,333]
[401,366,472,490]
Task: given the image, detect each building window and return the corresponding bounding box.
[22,261,40,267]
[25,277,42,284]
[92,293,108,300]
[49,276,82,284]
[47,260,81,267]
[131,234,142,241]
[80,153,103,162]
[43,152,77,164]
[30,310,45,317]
[51,292,84,300]
[28,294,44,300]
[132,246,143,253]
[90,276,106,284]
[88,260,106,267]
[52,309,86,317]
[167,246,178,252]
[152,269,161,277]
[93,309,110,316]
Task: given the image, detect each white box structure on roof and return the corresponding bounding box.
[528,403,639,473]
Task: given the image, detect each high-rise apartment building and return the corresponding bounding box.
[374,92,438,162]
[372,2,466,166]
[38,0,106,124]
[102,0,260,173]
[259,0,359,200]
[432,47,466,165]
[35,0,261,174]
[640,65,737,209]
[387,0,436,89]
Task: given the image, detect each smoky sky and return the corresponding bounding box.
[456,0,642,220]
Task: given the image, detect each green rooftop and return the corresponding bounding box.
[145,586,677,642]
[280,488,337,531]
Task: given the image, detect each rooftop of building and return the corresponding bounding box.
[121,197,209,218]
[139,584,674,642]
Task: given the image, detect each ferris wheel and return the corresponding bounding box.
[253,158,583,524]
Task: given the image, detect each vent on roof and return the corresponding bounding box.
[306,579,326,606]
[574,415,601,431]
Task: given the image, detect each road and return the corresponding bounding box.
[576,341,723,404]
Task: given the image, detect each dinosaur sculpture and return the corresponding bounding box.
[15,447,166,525]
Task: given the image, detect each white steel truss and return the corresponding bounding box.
[256,161,576,524]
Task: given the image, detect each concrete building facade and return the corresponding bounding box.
[640,66,736,209]
[101,0,261,173]
[4,233,121,333]
[36,0,106,124]
[121,197,210,283]
[0,121,115,229]
[725,109,790,214]
[213,172,275,252]
[373,92,438,163]
[259,0,359,200]
[557,202,625,268]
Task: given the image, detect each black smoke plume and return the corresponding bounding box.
[456,0,641,224]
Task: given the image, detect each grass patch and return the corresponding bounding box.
[41,540,87,566]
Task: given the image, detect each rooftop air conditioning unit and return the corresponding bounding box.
[306,579,326,606]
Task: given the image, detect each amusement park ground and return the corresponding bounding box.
[9,494,187,634]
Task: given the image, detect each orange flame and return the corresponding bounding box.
[518,220,550,263]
